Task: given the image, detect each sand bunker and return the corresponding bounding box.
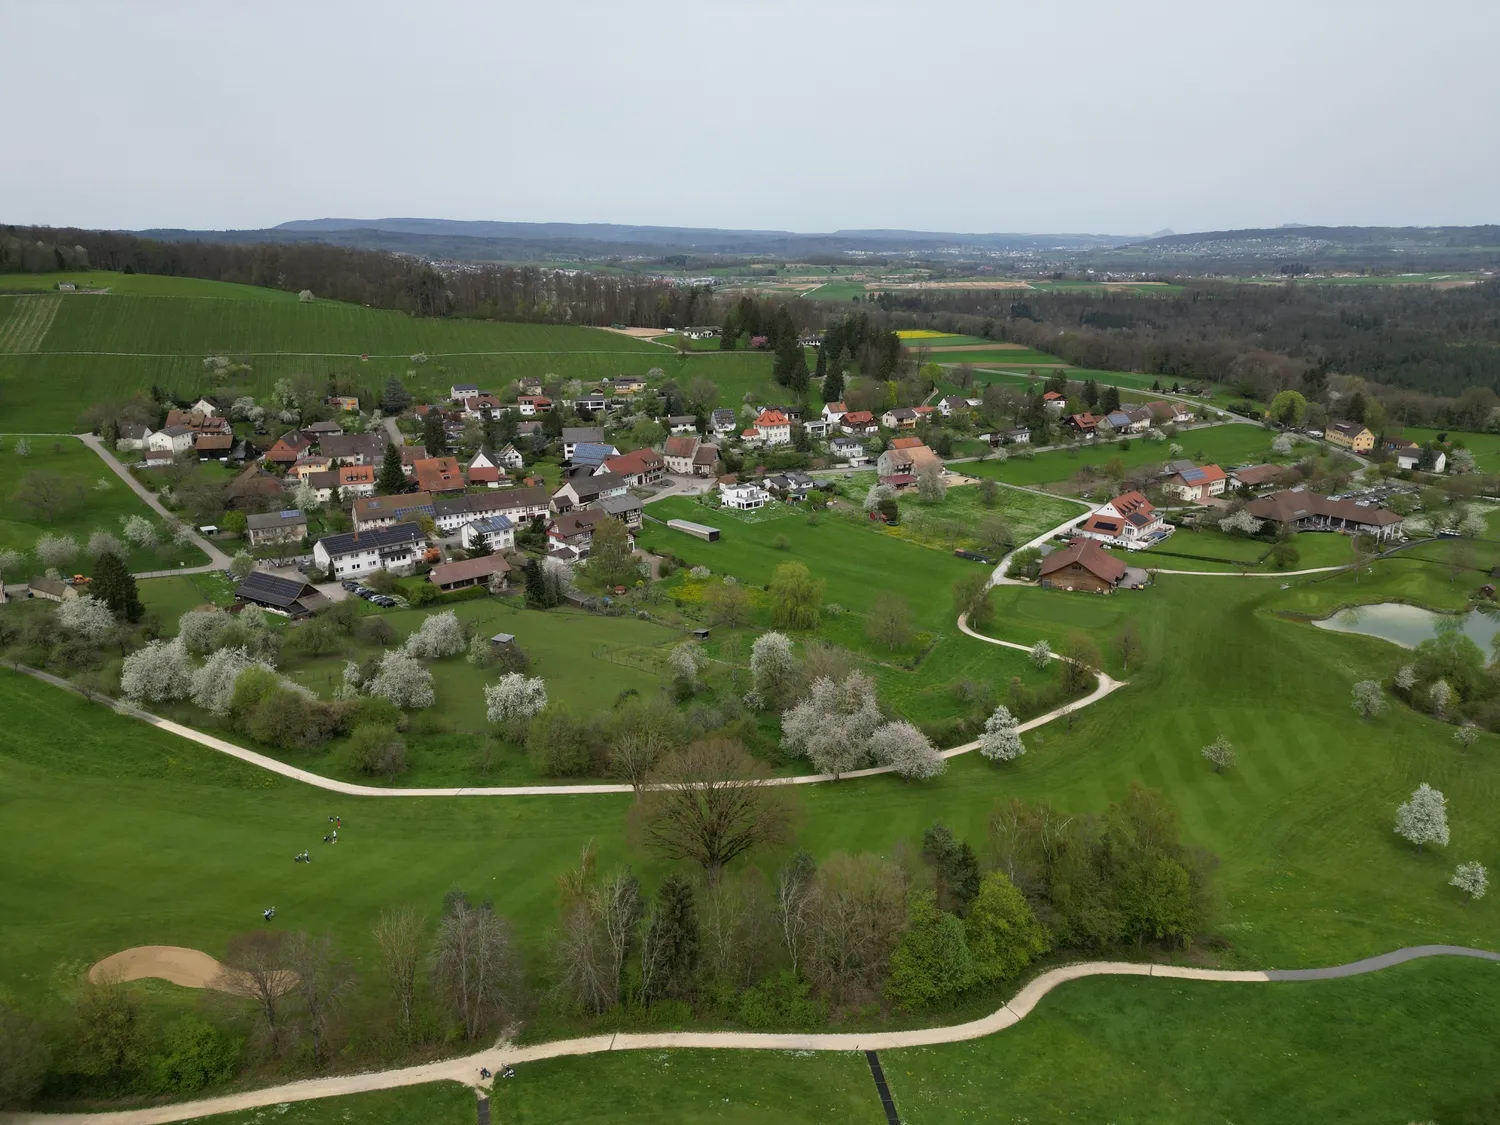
[90,946,250,992]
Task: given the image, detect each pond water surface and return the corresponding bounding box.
[1313,602,1500,650]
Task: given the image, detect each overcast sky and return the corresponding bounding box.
[3,0,1496,235]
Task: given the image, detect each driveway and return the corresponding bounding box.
[75,433,232,574]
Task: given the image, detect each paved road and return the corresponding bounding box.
[6,946,1494,1125]
[75,433,232,574]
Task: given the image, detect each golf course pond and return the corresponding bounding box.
[1313,602,1500,650]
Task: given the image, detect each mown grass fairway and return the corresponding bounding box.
[963,423,1283,488]
[0,436,207,572]
[184,1083,478,1124]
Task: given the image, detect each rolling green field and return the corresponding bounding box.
[185,1083,478,1124]
[0,285,781,430]
[802,282,871,301]
[0,436,208,573]
[921,347,1065,366]
[1399,426,1500,472]
[963,423,1281,488]
[0,271,304,299]
[833,472,1084,554]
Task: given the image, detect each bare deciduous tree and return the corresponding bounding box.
[430,896,523,1041]
[773,850,818,975]
[284,932,355,1065]
[218,931,294,1055]
[372,907,426,1040]
[632,739,796,884]
[803,853,908,1004]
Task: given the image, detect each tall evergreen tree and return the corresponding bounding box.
[640,875,699,1005]
[91,551,143,621]
[421,412,448,455]
[822,362,845,404]
[1083,379,1100,409]
[375,442,406,495]
[1101,385,1121,413]
[813,340,828,385]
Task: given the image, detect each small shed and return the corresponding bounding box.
[691,628,710,641]
[667,518,721,542]
[490,632,516,648]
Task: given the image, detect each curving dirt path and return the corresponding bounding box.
[7,946,1495,1125]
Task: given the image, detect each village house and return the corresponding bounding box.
[27,576,79,603]
[1325,421,1376,453]
[450,383,480,402]
[458,514,516,553]
[881,407,919,431]
[189,397,220,417]
[1068,413,1101,436]
[1123,406,1155,433]
[710,408,738,438]
[751,409,792,446]
[462,393,505,422]
[667,415,698,435]
[468,485,551,526]
[1042,391,1067,414]
[662,434,702,475]
[413,456,467,496]
[841,410,878,435]
[571,442,620,470]
[690,442,719,476]
[552,471,628,513]
[821,401,848,425]
[1165,463,1228,502]
[1005,426,1032,444]
[496,443,525,470]
[765,471,816,501]
[1039,538,1129,593]
[1230,464,1286,491]
[830,436,869,464]
[225,464,285,508]
[1074,491,1167,548]
[290,454,332,480]
[244,509,308,548]
[399,446,429,477]
[720,481,770,510]
[232,571,329,618]
[319,432,385,466]
[193,433,239,461]
[429,553,511,593]
[561,427,606,461]
[803,418,828,438]
[939,395,969,417]
[115,423,153,451]
[301,420,345,439]
[313,522,426,579]
[352,492,436,532]
[548,509,630,558]
[590,492,644,530]
[1387,439,1445,473]
[602,447,666,486]
[165,408,231,436]
[1246,489,1405,541]
[575,392,610,414]
[518,376,544,395]
[140,448,175,469]
[517,395,553,415]
[465,447,507,488]
[1102,410,1134,432]
[148,425,196,454]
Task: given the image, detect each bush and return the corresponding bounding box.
[340,724,408,779]
[360,617,396,646]
[527,706,602,776]
[737,971,825,1030]
[145,1017,240,1095]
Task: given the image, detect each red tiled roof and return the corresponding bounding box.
[604,447,664,476]
[754,409,790,427]
[1109,491,1154,517]
[843,411,875,425]
[413,457,466,492]
[663,435,700,459]
[890,436,926,449]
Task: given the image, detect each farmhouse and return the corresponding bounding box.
[428,554,511,592]
[1325,421,1375,453]
[602,447,665,486]
[115,423,153,451]
[547,510,622,556]
[590,492,645,530]
[1038,538,1128,594]
[691,444,720,476]
[458,514,516,552]
[1068,413,1101,435]
[232,571,329,618]
[27,576,79,602]
[225,465,285,507]
[148,426,195,454]
[300,420,344,438]
[667,415,698,434]
[1165,463,1227,502]
[1075,491,1166,548]
[319,432,385,465]
[244,509,308,548]
[1246,489,1404,541]
[313,522,426,579]
[465,447,507,488]
[841,410,878,435]
[881,407,918,431]
[1387,439,1445,473]
[720,482,770,510]
[562,427,606,460]
[352,492,436,532]
[662,434,701,474]
[193,433,238,461]
[571,442,620,470]
[413,456,467,496]
[1230,464,1285,491]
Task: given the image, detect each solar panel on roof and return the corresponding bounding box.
[280,509,300,518]
[1181,468,1206,482]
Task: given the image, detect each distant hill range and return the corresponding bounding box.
[128,218,1500,271]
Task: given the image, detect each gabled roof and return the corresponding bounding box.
[468,514,515,533]
[592,493,643,515]
[604,447,664,476]
[353,492,435,522]
[754,409,790,427]
[692,444,719,466]
[1246,489,1403,527]
[1174,464,1226,486]
[413,456,466,492]
[234,570,324,610]
[245,509,307,531]
[1331,421,1371,437]
[572,442,618,467]
[1231,463,1284,486]
[1109,491,1153,516]
[562,427,605,443]
[560,471,627,499]
[429,554,510,586]
[1039,538,1128,584]
[663,435,700,459]
[842,410,875,424]
[890,436,926,450]
[824,401,848,413]
[316,522,425,557]
[551,510,606,539]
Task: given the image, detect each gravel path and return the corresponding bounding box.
[6,946,1493,1125]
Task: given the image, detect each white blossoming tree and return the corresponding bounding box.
[871,720,946,781]
[190,647,260,715]
[781,671,882,779]
[1218,509,1263,536]
[978,704,1025,763]
[484,673,548,724]
[35,533,79,568]
[1394,783,1449,852]
[58,595,116,642]
[669,642,700,679]
[1428,679,1453,720]
[1450,861,1488,902]
[1450,448,1477,474]
[177,607,232,656]
[0,547,24,576]
[747,631,797,710]
[120,639,193,703]
[366,649,435,709]
[1394,664,1418,693]
[404,610,465,659]
[1351,680,1387,719]
[229,551,255,579]
[121,515,157,549]
[1202,736,1237,773]
[1029,640,1052,670]
[1459,509,1488,538]
[1271,432,1295,455]
[1453,726,1479,752]
[87,530,127,560]
[862,483,897,513]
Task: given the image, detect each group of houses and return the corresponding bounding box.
[116,398,251,467]
[1063,399,1196,438]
